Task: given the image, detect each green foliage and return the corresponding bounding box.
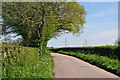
[1,44,54,78]
[50,46,120,60]
[2,2,86,47]
[2,2,86,59]
[58,51,120,76]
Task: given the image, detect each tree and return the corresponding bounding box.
[2,2,86,58]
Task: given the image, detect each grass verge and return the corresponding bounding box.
[58,51,120,76]
[2,44,54,78]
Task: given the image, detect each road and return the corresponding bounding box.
[50,53,119,78]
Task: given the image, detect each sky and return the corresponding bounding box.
[47,2,118,48]
[76,0,119,2]
[1,0,119,2]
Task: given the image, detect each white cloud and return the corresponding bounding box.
[47,30,118,47]
[89,29,117,38]
[86,30,118,45]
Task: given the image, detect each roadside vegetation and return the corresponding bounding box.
[2,2,86,59]
[50,46,120,60]
[2,43,54,78]
[50,46,120,76]
[1,2,86,78]
[57,51,120,76]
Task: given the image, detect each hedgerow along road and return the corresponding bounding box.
[50,53,119,78]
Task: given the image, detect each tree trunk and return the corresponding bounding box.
[38,42,43,59]
[38,3,46,59]
[38,40,47,59]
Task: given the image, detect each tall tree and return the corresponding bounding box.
[2,2,86,58]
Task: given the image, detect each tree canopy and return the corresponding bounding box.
[2,2,86,57]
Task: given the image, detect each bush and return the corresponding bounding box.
[1,43,54,78]
[50,46,120,60]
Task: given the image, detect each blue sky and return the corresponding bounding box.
[47,2,118,48]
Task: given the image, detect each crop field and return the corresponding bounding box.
[1,44,54,78]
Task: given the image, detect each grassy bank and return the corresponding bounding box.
[1,44,54,78]
[58,51,120,76]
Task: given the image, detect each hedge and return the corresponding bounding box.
[1,43,54,78]
[50,46,120,60]
[58,51,120,76]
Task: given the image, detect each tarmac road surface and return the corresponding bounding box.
[50,53,119,79]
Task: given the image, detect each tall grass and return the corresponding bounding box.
[1,44,54,78]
